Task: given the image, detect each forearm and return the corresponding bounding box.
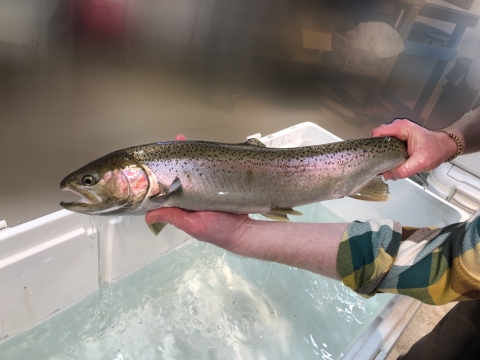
[147,208,480,305]
[339,215,480,305]
[145,208,346,279]
[229,220,347,280]
[444,106,480,155]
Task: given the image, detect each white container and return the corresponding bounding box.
[428,153,480,215]
[0,122,468,359]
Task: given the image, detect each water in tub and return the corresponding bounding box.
[0,203,392,359]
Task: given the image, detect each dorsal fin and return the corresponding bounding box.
[348,177,389,202]
[241,138,266,147]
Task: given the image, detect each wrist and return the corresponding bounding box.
[226,217,256,253]
[435,130,463,162]
[444,112,479,154]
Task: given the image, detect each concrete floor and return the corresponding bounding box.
[386,302,456,360]
[0,38,449,358]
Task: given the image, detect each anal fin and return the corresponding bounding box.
[261,212,290,221]
[260,207,303,221]
[271,207,303,216]
[348,177,389,202]
[148,222,168,236]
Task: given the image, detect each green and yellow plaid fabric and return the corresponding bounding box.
[337,213,480,305]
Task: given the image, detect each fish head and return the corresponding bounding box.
[60,151,149,215]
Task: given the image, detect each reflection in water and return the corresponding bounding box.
[0,204,392,359]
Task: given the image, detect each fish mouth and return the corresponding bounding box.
[60,187,101,212]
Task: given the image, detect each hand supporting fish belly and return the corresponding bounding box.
[60,137,408,235]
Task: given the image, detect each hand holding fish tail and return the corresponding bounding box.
[371,119,458,180]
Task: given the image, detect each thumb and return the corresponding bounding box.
[145,208,188,226]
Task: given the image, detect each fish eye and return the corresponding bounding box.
[81,175,97,186]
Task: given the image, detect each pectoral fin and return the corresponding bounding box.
[150,177,182,202]
[348,177,389,202]
[148,222,168,236]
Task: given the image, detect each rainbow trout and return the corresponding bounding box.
[60,137,407,234]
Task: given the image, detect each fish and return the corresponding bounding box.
[60,137,408,235]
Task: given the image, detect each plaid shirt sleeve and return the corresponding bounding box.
[336,213,480,305]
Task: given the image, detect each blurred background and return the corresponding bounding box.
[1,0,480,226]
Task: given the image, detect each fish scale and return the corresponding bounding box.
[60,137,408,221]
[124,137,407,213]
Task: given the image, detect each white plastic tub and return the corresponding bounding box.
[427,154,480,215]
[0,122,469,359]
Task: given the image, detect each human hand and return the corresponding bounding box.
[371,119,458,180]
[145,208,252,250]
[147,133,253,250]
